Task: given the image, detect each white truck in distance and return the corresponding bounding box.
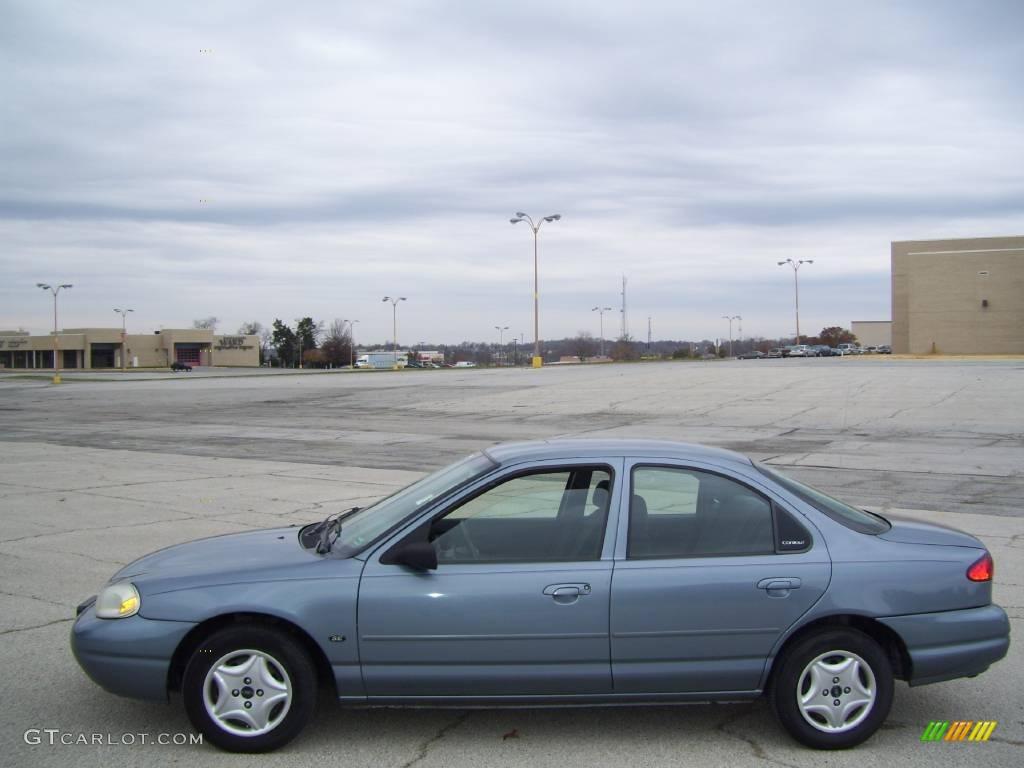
[354,352,406,369]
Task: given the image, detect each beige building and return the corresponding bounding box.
[851,321,892,348]
[892,236,1024,355]
[0,328,259,369]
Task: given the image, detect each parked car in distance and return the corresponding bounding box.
[453,361,476,368]
[170,361,192,372]
[836,343,861,356]
[786,344,816,357]
[812,345,837,357]
[766,348,784,358]
[71,439,1009,754]
[737,350,765,359]
[877,345,892,354]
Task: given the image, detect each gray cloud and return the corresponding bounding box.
[2,1,1022,342]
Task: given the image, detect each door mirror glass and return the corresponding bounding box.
[387,540,438,571]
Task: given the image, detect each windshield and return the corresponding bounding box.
[755,463,890,535]
[328,452,498,557]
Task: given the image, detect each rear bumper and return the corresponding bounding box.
[879,604,1010,687]
[71,605,196,701]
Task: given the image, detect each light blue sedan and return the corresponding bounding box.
[71,440,1010,752]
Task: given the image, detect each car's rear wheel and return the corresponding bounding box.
[182,626,316,753]
[771,628,893,749]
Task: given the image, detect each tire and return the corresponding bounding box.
[182,626,317,753]
[771,628,893,749]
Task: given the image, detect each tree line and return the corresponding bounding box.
[194,317,860,366]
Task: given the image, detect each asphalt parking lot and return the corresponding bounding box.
[1,358,1021,767]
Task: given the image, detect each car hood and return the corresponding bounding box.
[877,515,983,548]
[109,526,323,591]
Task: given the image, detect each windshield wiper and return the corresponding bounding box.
[315,507,360,554]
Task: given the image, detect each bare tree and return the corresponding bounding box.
[193,316,219,331]
[572,331,596,361]
[238,321,263,336]
[611,334,640,361]
[258,328,272,365]
[320,318,353,367]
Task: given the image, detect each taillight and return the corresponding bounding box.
[967,552,993,582]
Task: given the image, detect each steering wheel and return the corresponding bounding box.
[440,521,480,561]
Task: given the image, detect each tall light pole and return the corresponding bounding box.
[722,315,741,358]
[494,325,509,366]
[114,308,134,371]
[592,306,612,357]
[510,211,561,368]
[346,319,359,369]
[777,259,813,345]
[382,296,406,369]
[37,283,72,383]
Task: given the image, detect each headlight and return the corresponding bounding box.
[95,582,140,619]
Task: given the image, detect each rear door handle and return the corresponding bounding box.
[756,577,802,591]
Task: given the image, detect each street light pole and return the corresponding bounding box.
[346,319,359,369]
[37,283,72,383]
[494,325,508,366]
[777,259,813,345]
[382,297,406,369]
[114,308,134,371]
[511,211,561,368]
[592,306,612,357]
[722,315,741,358]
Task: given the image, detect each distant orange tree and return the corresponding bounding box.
[818,326,857,347]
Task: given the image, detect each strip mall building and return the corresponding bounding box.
[0,328,259,369]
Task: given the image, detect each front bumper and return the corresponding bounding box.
[71,604,197,701]
[879,604,1010,687]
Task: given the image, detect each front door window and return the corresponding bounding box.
[431,467,612,563]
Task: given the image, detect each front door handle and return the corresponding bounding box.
[543,583,591,604]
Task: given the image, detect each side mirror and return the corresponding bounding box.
[386,540,438,571]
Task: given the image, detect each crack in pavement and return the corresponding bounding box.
[0,588,72,609]
[45,549,129,568]
[0,514,200,544]
[0,617,73,636]
[988,734,1024,747]
[400,712,471,768]
[2,469,273,495]
[712,705,802,768]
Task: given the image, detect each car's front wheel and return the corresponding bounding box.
[771,628,893,749]
[182,626,316,752]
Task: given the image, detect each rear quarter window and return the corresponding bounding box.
[755,463,890,535]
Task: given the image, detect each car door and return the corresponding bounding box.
[358,458,623,700]
[610,460,830,694]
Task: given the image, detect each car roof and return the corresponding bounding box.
[483,439,752,467]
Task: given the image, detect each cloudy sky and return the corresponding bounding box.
[2,1,1022,345]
